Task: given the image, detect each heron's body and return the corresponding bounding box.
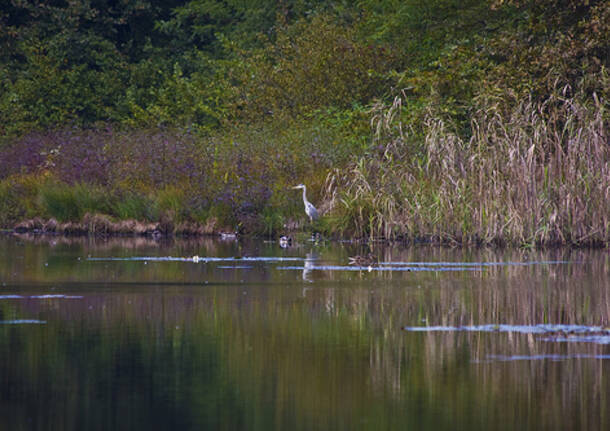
[293,184,319,223]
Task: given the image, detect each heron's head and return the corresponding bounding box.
[292,184,305,190]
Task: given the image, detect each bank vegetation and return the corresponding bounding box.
[1,0,608,246]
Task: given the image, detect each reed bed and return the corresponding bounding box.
[1,84,607,245]
[327,86,609,246]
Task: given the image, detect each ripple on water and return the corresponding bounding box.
[541,335,610,345]
[403,324,610,345]
[0,319,47,324]
[404,324,606,333]
[217,266,254,269]
[87,256,571,274]
[87,256,304,263]
[382,260,570,267]
[476,354,610,362]
[277,264,480,272]
[0,294,83,300]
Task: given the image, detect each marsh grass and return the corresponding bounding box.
[327,84,609,246]
[112,193,156,221]
[1,73,606,244]
[40,182,111,221]
[0,111,362,234]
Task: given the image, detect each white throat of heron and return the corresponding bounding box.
[300,186,308,206]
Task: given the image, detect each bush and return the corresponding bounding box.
[0,35,129,135]
[228,15,397,122]
[125,60,231,131]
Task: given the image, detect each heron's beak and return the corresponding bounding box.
[291,185,300,189]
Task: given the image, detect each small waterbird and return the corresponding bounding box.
[348,252,378,271]
[279,235,292,248]
[219,232,237,240]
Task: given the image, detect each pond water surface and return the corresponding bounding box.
[0,235,608,430]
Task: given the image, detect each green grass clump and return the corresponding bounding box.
[40,182,111,222]
[112,193,157,221]
[155,185,188,222]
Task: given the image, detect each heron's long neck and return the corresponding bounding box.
[301,187,308,205]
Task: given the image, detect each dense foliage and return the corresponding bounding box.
[0,0,608,245]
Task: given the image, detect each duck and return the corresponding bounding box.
[219,232,237,240]
[279,235,292,248]
[348,252,378,268]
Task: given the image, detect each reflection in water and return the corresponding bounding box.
[302,251,317,282]
[0,235,608,430]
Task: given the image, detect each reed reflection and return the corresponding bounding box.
[0,235,608,430]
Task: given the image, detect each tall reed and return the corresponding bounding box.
[327,83,609,246]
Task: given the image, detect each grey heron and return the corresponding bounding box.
[292,184,319,223]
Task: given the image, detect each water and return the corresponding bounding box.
[0,234,608,430]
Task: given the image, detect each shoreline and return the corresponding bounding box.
[4,217,607,249]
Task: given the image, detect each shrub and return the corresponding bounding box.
[229,14,397,122]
